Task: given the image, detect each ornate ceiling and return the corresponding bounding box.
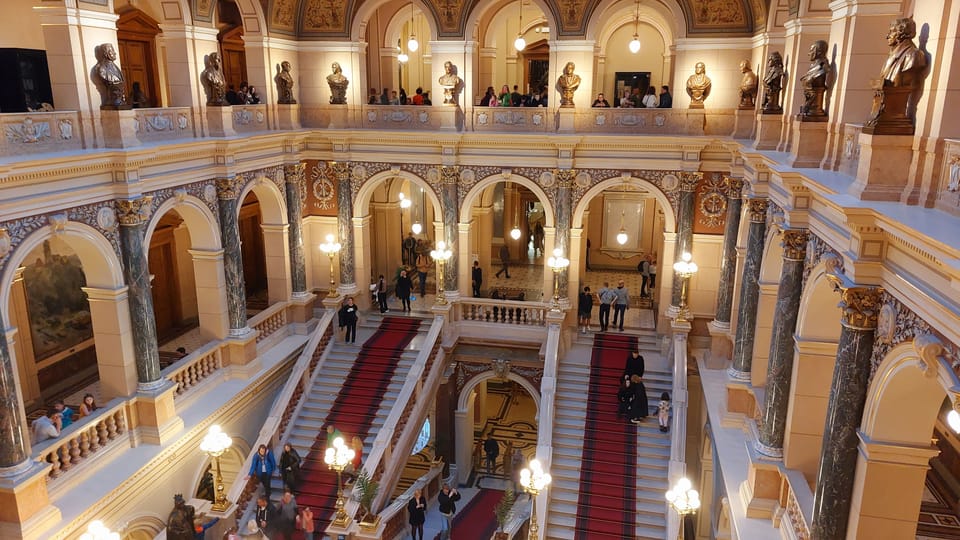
[259,0,768,39]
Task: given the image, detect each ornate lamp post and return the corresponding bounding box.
[319,234,342,298]
[520,459,552,540]
[666,477,701,540]
[79,521,120,540]
[547,248,570,312]
[672,251,698,323]
[430,240,453,305]
[324,436,356,528]
[199,425,233,512]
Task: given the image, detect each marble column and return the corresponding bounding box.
[728,198,768,380]
[215,177,250,335]
[671,173,698,307]
[555,170,574,299]
[756,228,809,457]
[0,309,29,469]
[331,162,356,290]
[284,163,307,296]
[713,177,744,326]
[810,283,883,540]
[440,166,460,294]
[116,196,163,388]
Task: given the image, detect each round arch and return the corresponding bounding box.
[463,0,558,44]
[592,7,675,55]
[461,174,556,227]
[351,0,440,43]
[237,178,288,225]
[354,170,444,220]
[457,372,541,415]
[795,259,843,342]
[189,437,251,501]
[121,514,166,540]
[127,0,194,25]
[585,0,687,41]
[758,226,784,283]
[0,222,125,323]
[571,176,676,232]
[144,195,222,254]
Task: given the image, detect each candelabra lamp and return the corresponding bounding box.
[324,436,356,527]
[430,240,453,305]
[666,477,701,540]
[199,425,233,512]
[319,234,342,298]
[546,248,570,312]
[520,459,552,540]
[672,251,698,323]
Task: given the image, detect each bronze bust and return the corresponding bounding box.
[798,40,829,120]
[556,62,581,108]
[685,62,711,108]
[93,44,129,110]
[761,51,785,114]
[738,60,759,110]
[327,62,349,105]
[201,53,227,107]
[864,17,928,134]
[438,61,463,105]
[276,61,296,104]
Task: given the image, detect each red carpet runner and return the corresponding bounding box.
[573,332,639,539]
[432,489,503,540]
[294,317,422,533]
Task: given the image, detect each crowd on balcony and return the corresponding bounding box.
[594,85,673,108]
[368,87,433,105]
[479,85,550,107]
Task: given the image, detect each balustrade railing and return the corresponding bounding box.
[232,104,269,132]
[35,400,128,481]
[379,464,445,540]
[249,301,289,344]
[133,107,194,142]
[456,298,548,326]
[779,471,812,540]
[0,110,83,157]
[666,324,691,539]
[163,342,224,397]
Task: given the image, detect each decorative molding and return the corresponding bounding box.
[781,229,809,261]
[452,360,543,397]
[115,196,154,226]
[724,176,745,198]
[147,181,220,222]
[826,277,883,330]
[869,292,960,383]
[216,176,244,200]
[746,198,768,223]
[804,234,844,284]
[698,174,727,228]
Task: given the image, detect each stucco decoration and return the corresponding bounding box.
[299,0,350,35]
[868,292,960,383]
[676,0,758,35]
[193,0,214,22]
[147,181,221,223]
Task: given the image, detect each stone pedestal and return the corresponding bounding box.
[206,106,236,137]
[787,118,829,168]
[276,103,301,130]
[288,292,317,324]
[726,383,757,417]
[0,462,61,540]
[739,452,781,518]
[326,105,350,129]
[732,109,755,139]
[753,113,782,150]
[707,320,733,369]
[101,109,141,149]
[556,108,576,133]
[223,329,259,373]
[134,380,183,445]
[849,133,914,201]
[436,106,460,132]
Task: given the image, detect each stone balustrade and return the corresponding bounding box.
[780,471,812,540]
[133,107,194,142]
[249,301,289,344]
[35,400,128,481]
[456,298,549,326]
[163,343,224,398]
[231,104,269,133]
[358,104,443,130]
[378,464,445,539]
[0,110,83,156]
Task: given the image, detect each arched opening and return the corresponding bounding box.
[236,179,290,309]
[216,0,248,99]
[373,2,434,103]
[571,176,676,331]
[238,191,269,311]
[192,442,248,503]
[477,0,553,102]
[461,175,556,303]
[121,515,166,540]
[115,6,163,108]
[354,172,442,309]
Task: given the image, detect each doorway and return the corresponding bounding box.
[116,7,162,107]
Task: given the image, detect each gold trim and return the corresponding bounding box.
[781,229,809,261]
[115,196,153,226]
[746,198,768,223]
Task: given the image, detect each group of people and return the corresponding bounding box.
[30,393,99,444]
[369,87,433,106]
[239,490,308,540]
[225,82,261,105]
[617,350,672,431]
[592,85,673,108]
[580,280,631,333]
[479,85,550,107]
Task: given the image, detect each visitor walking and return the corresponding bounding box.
[279,443,301,491]
[617,375,634,419]
[472,260,483,297]
[416,252,430,297]
[437,484,461,539]
[597,282,616,332]
[639,254,652,297]
[658,392,672,433]
[483,433,500,474]
[612,280,630,331]
[338,297,359,344]
[495,244,511,278]
[247,445,276,498]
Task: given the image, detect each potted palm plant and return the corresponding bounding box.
[493,488,515,540]
[356,469,381,531]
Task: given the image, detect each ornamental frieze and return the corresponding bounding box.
[452,360,544,397]
[869,292,960,383]
[766,200,785,229]
[146,180,220,224]
[803,233,845,284]
[240,165,286,195]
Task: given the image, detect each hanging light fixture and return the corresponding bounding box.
[948,409,960,433]
[398,39,409,64]
[412,188,423,234]
[509,183,522,240]
[616,211,628,245]
[514,1,527,52]
[628,0,641,53]
[407,3,419,52]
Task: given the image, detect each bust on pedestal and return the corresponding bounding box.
[556,62,581,108]
[797,40,829,121]
[275,60,301,130]
[202,53,235,137]
[685,62,711,109]
[863,17,928,135]
[93,43,140,148]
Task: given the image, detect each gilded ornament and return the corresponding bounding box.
[556,62,581,108]
[440,166,460,185]
[679,172,701,192]
[491,358,511,379]
[555,169,575,188]
[830,281,883,330]
[115,197,153,226]
[685,62,712,108]
[699,193,726,228]
[781,229,809,261]
[215,177,243,200]
[311,165,335,211]
[746,198,768,223]
[724,176,744,197]
[329,161,352,181]
[284,163,306,183]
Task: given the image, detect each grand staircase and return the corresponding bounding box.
[545,329,672,540]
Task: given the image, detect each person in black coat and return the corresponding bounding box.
[437,484,461,539]
[630,375,650,423]
[617,374,634,419]
[396,270,413,312]
[471,260,483,297]
[483,434,499,473]
[279,443,301,490]
[625,350,645,380]
[338,297,359,344]
[407,488,427,540]
[376,275,388,313]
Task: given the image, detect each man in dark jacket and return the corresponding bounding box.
[471,260,483,297]
[338,297,358,343]
[437,483,461,539]
[483,434,499,473]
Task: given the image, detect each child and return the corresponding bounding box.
[617,374,634,420]
[658,391,671,433]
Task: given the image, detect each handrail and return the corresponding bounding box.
[666,324,691,540]
[228,310,336,512]
[365,316,445,513]
[379,463,445,540]
[162,341,224,398]
[249,301,289,344]
[455,298,550,326]
[499,497,532,540]
[533,314,562,538]
[34,397,128,482]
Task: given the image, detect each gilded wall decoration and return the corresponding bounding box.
[691,0,747,26]
[557,0,589,34]
[695,173,727,233]
[272,0,297,30]
[803,233,844,284]
[300,0,349,35]
[431,0,468,36]
[193,0,214,22]
[452,359,543,396]
[146,181,220,223]
[868,292,960,383]
[240,165,286,196]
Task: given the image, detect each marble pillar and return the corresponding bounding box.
[215,177,250,335]
[331,162,356,290]
[116,197,163,388]
[810,283,882,540]
[671,174,698,308]
[284,163,307,295]
[756,229,809,457]
[440,167,460,294]
[0,309,28,469]
[713,177,744,326]
[729,198,768,380]
[555,170,574,299]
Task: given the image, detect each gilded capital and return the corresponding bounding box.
[328,161,351,182]
[781,229,809,261]
[216,176,243,200]
[283,162,305,184]
[680,172,701,192]
[440,166,460,185]
[747,198,768,223]
[555,169,576,188]
[833,283,884,330]
[724,176,745,198]
[115,196,153,226]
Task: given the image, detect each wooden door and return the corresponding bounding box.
[238,200,267,301]
[219,26,247,92]
[117,8,161,107]
[148,228,182,339]
[520,39,550,93]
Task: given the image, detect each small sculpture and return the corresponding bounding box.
[201,53,227,107]
[738,60,759,110]
[864,17,929,135]
[438,61,463,105]
[276,61,296,104]
[685,62,712,108]
[761,51,785,114]
[166,494,195,540]
[555,62,581,108]
[93,44,129,110]
[326,62,349,105]
[798,40,829,120]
